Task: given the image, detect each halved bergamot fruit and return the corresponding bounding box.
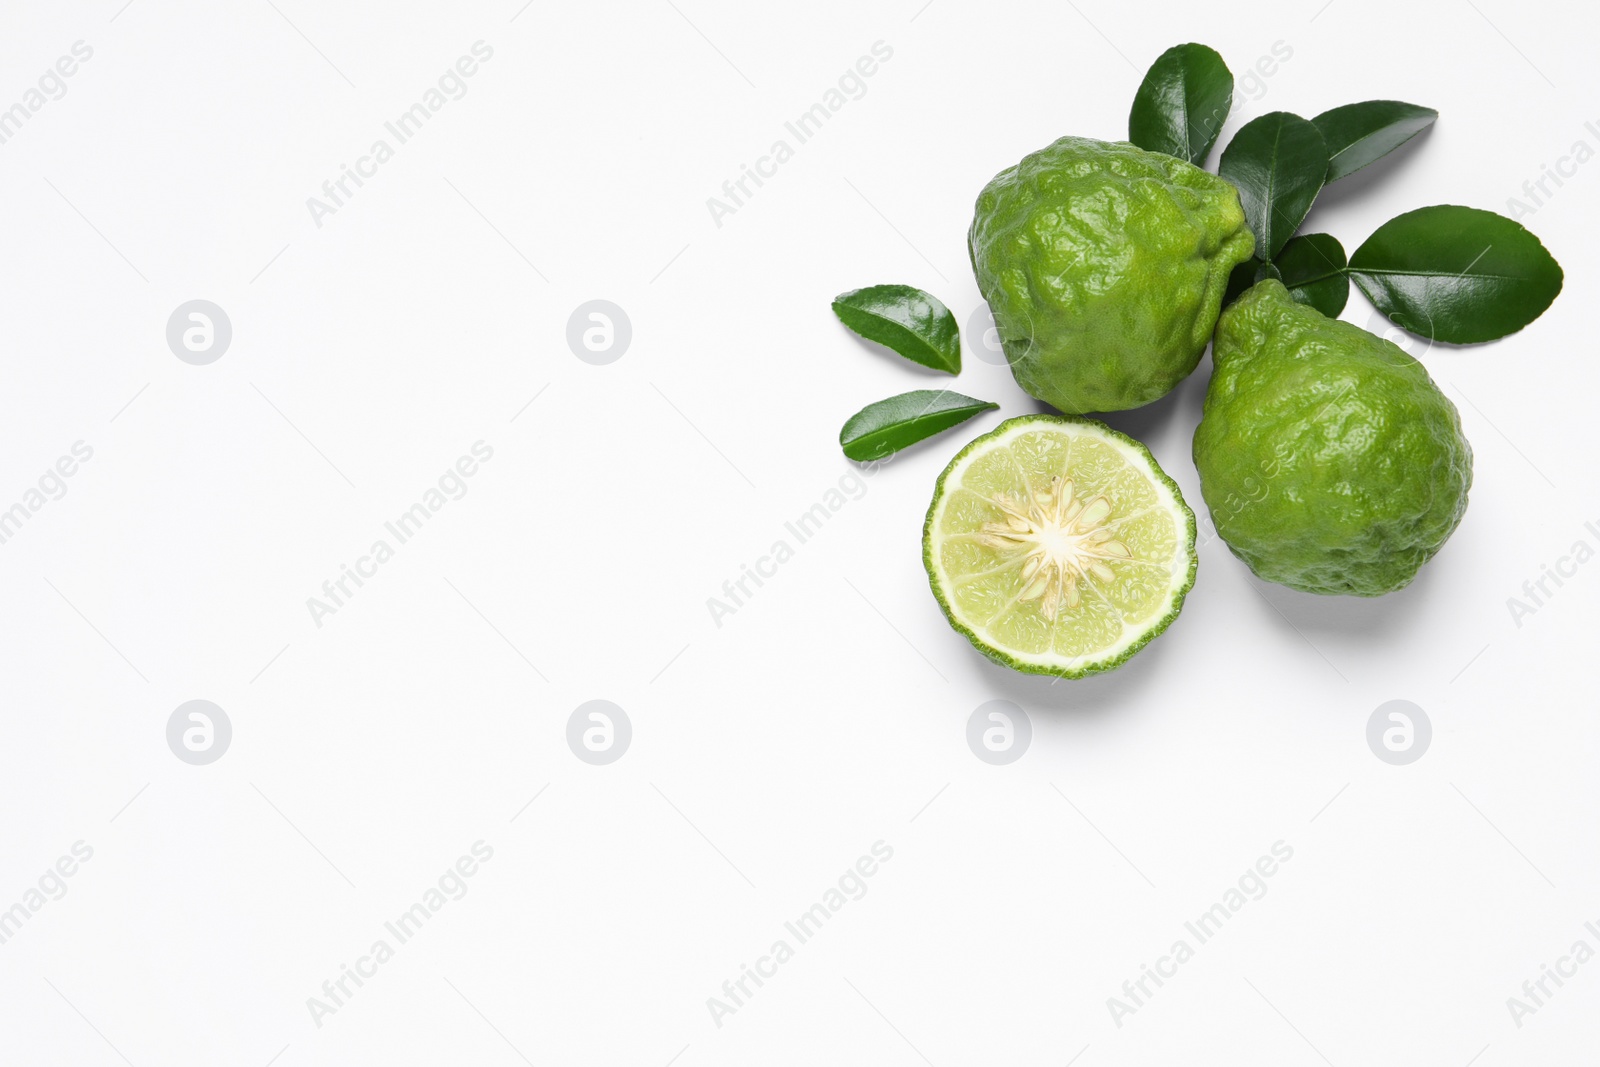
[923,414,1197,677]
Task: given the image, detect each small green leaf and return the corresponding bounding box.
[1222,256,1265,308]
[832,285,961,373]
[1128,43,1234,167]
[1313,100,1437,183]
[1275,233,1348,317]
[1349,205,1563,344]
[839,391,997,462]
[1219,111,1329,260]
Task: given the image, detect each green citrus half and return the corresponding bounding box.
[923,415,1197,677]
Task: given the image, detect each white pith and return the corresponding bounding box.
[976,477,1132,621]
[929,419,1194,672]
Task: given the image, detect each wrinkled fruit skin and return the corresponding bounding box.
[1194,281,1472,596]
[969,136,1255,413]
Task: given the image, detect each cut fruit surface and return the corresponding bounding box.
[923,414,1197,677]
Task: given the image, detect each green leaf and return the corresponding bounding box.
[1313,100,1437,183]
[839,391,998,462]
[832,285,961,373]
[1218,111,1328,260]
[1349,205,1563,344]
[1128,43,1234,167]
[1223,256,1308,311]
[1275,233,1348,317]
[1222,257,1265,308]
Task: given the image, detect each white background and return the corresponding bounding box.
[1,0,1596,1064]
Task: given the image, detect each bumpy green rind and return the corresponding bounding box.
[922,414,1199,678]
[968,137,1256,413]
[1194,280,1473,596]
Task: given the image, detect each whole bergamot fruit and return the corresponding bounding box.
[969,136,1254,413]
[1193,280,1472,596]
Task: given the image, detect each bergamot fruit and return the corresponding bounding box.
[1193,280,1472,596]
[968,136,1255,413]
[924,415,1197,677]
